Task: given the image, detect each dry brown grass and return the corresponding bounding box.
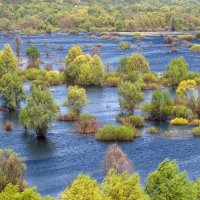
[4,121,14,131]
[58,113,79,122]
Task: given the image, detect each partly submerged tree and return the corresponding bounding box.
[118,81,144,115]
[0,73,25,111]
[65,86,88,115]
[103,144,132,174]
[14,35,22,57]
[66,46,83,66]
[145,159,196,200]
[0,149,26,192]
[26,45,41,68]
[19,87,57,137]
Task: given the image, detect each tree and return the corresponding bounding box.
[26,45,41,68]
[125,53,149,74]
[19,88,57,137]
[0,184,54,200]
[145,159,196,200]
[102,169,149,200]
[14,34,22,56]
[103,144,132,174]
[61,174,103,200]
[65,86,88,115]
[0,149,26,192]
[0,44,17,77]
[66,46,83,66]
[0,73,25,111]
[118,81,144,115]
[167,57,188,86]
[143,89,173,120]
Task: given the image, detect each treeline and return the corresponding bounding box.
[0,146,199,200]
[0,0,200,33]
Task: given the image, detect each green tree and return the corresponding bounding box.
[26,45,41,68]
[0,73,25,111]
[61,174,104,200]
[143,89,173,120]
[118,81,144,115]
[167,57,188,86]
[66,46,83,66]
[0,44,17,77]
[0,149,26,192]
[145,159,196,200]
[65,86,88,115]
[125,53,149,74]
[0,184,54,200]
[19,88,57,137]
[102,169,149,200]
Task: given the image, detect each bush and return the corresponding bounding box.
[179,34,195,41]
[74,114,99,134]
[142,72,159,83]
[96,125,135,141]
[25,68,44,80]
[69,30,79,34]
[119,115,145,127]
[190,119,200,126]
[190,44,200,52]
[192,126,200,136]
[170,118,188,125]
[44,71,65,85]
[0,149,26,192]
[103,73,122,87]
[58,112,79,122]
[146,126,159,134]
[125,71,140,83]
[4,120,13,131]
[196,31,200,39]
[164,131,173,137]
[171,106,193,119]
[103,144,132,174]
[119,41,131,49]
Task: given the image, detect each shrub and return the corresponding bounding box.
[119,115,145,127]
[190,119,200,126]
[171,106,193,119]
[103,144,132,174]
[44,71,65,85]
[74,114,99,134]
[119,41,131,49]
[0,149,26,192]
[96,125,135,141]
[196,31,200,39]
[142,72,159,83]
[179,34,195,41]
[25,68,44,80]
[164,131,173,137]
[192,126,200,136]
[190,44,200,52]
[103,76,122,87]
[4,120,13,131]
[69,30,79,34]
[132,33,143,39]
[170,118,188,125]
[65,86,88,115]
[146,126,159,134]
[125,71,140,83]
[58,113,79,122]
[26,45,41,68]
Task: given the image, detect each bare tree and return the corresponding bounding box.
[103,144,133,174]
[14,34,22,56]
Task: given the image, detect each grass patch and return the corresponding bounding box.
[146,126,160,134]
[96,125,135,141]
[118,115,145,127]
[119,41,131,49]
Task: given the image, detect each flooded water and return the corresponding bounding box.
[0,32,200,198]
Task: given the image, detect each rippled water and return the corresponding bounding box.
[0,32,200,197]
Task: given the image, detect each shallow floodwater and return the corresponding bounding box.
[0,32,200,197]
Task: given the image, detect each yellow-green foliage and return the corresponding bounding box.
[65,46,105,86]
[102,170,149,200]
[170,118,188,125]
[146,126,159,134]
[0,44,17,77]
[25,68,45,80]
[119,115,145,127]
[190,119,200,126]
[65,86,88,115]
[192,126,200,136]
[96,125,135,141]
[179,34,195,41]
[44,71,65,85]
[0,184,54,200]
[61,174,104,200]
[125,53,149,74]
[176,80,197,95]
[142,72,159,83]
[190,44,200,52]
[66,46,83,65]
[104,72,122,87]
